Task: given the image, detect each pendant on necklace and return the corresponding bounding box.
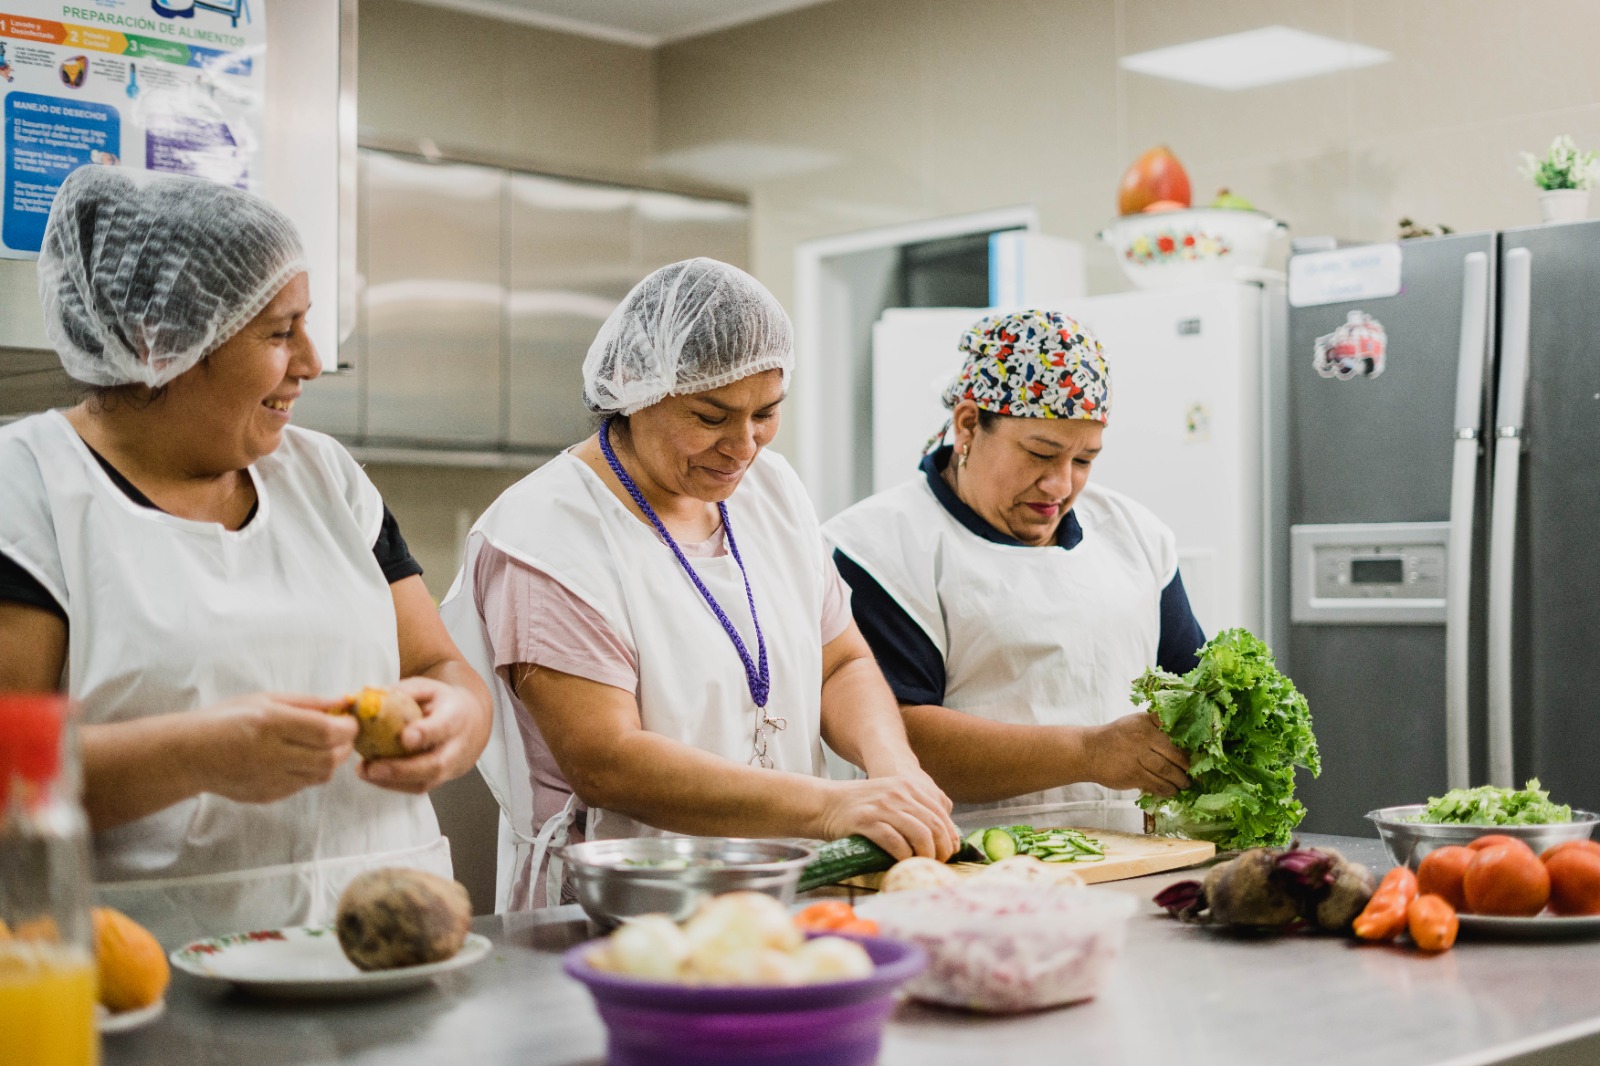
[749,709,788,769]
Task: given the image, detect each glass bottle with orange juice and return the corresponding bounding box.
[1,694,97,1066]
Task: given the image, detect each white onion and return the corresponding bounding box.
[607,914,691,979]
[793,936,874,982]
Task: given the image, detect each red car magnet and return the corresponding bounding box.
[1314,310,1387,380]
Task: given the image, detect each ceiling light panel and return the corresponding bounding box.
[1119,26,1391,91]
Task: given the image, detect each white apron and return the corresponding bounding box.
[824,475,1179,833]
[0,411,449,944]
[441,449,826,911]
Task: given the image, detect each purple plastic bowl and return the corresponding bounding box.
[563,935,926,1066]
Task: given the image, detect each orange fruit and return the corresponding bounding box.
[1467,833,1532,853]
[1545,849,1600,916]
[1463,844,1551,917]
[1541,839,1600,863]
[93,907,169,1012]
[1417,846,1475,912]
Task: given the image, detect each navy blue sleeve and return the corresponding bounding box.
[832,549,946,706]
[1156,569,1206,675]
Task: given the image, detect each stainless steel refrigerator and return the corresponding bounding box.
[1285,222,1600,835]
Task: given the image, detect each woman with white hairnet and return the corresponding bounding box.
[0,166,491,943]
[442,258,958,909]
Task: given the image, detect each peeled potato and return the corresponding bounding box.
[881,857,960,893]
[334,686,424,760]
[335,867,471,971]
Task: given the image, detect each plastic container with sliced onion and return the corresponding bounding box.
[855,881,1134,1013]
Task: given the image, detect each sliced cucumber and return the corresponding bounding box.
[981,827,1021,862]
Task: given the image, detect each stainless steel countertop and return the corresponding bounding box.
[102,835,1600,1066]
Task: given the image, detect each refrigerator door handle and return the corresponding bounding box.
[1487,247,1533,789]
[1444,251,1490,790]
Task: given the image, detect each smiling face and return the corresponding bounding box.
[947,400,1104,546]
[156,273,320,472]
[617,368,785,505]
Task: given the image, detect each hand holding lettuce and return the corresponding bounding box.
[1131,628,1320,850]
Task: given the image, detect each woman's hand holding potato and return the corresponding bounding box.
[355,676,488,795]
[188,692,360,804]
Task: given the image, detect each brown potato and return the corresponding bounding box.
[336,867,471,971]
[333,686,424,761]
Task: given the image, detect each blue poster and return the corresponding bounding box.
[3,92,119,253]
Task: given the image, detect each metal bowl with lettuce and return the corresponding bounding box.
[1369,780,1599,868]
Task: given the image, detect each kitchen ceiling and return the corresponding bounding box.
[409,0,837,47]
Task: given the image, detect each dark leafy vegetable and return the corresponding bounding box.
[1133,628,1320,850]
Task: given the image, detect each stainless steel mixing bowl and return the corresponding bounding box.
[553,836,816,927]
[1367,805,1600,868]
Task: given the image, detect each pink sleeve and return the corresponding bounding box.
[473,542,639,693]
[820,545,853,645]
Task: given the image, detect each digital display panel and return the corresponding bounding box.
[1351,557,1405,585]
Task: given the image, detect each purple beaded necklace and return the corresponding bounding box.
[599,418,784,765]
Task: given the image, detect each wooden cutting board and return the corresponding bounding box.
[842,829,1216,891]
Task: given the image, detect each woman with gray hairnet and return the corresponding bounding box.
[0,166,491,944]
[441,258,957,910]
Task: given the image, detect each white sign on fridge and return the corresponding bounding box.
[1288,244,1402,307]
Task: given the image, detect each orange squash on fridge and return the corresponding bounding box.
[1117,146,1192,215]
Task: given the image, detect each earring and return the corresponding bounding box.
[958,445,970,470]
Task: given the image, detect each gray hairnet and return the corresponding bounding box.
[583,257,793,415]
[37,165,307,388]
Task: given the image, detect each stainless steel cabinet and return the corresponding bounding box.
[301,150,748,452]
[505,175,635,450]
[363,153,504,446]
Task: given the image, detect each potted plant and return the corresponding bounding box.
[1520,136,1600,223]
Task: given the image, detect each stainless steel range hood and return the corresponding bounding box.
[289,148,749,465]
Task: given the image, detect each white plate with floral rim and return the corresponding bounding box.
[97,997,166,1034]
[169,926,492,999]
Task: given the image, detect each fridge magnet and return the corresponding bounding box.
[1184,403,1212,443]
[1313,310,1387,380]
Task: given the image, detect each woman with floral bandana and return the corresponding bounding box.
[824,310,1203,832]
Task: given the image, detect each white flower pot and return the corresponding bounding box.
[1539,188,1590,224]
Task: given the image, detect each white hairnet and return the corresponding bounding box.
[583,257,793,415]
[37,165,307,389]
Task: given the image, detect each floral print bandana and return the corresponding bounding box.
[924,309,1112,453]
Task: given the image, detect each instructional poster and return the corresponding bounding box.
[0,0,265,258]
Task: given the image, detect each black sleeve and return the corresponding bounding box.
[0,549,67,622]
[373,505,424,585]
[832,549,946,706]
[1156,569,1206,675]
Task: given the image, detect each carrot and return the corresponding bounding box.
[1353,866,1419,941]
[793,900,856,932]
[1407,893,1459,952]
[833,917,880,936]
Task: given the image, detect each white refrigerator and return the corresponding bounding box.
[869,281,1284,642]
